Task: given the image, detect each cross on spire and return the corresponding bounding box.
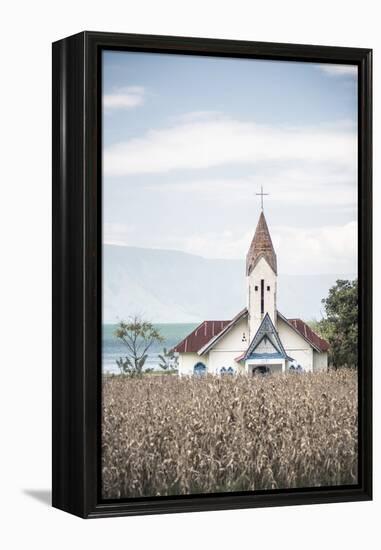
[256,185,269,211]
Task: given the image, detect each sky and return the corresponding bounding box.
[102,51,358,276]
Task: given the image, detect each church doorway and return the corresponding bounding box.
[251,366,270,376]
[193,362,206,376]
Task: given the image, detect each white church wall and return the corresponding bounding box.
[277,315,314,372]
[313,350,328,372]
[288,348,313,372]
[247,256,277,339]
[207,317,248,374]
[178,317,326,376]
[212,317,249,352]
[178,353,209,376]
[208,350,242,374]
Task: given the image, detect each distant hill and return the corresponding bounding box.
[103,244,355,323]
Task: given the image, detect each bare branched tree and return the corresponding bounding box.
[115,316,164,377]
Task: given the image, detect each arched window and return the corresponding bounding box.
[227,367,234,376]
[220,366,227,376]
[193,362,206,376]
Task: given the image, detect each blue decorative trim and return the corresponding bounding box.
[244,313,292,361]
[246,352,284,360]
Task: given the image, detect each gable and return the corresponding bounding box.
[255,335,278,354]
[248,254,277,280]
[211,316,249,351]
[277,316,310,350]
[287,318,329,352]
[198,308,248,355]
[244,312,293,361]
[277,312,329,353]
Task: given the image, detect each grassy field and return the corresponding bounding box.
[102,370,358,499]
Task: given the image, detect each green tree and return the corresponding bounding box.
[318,279,358,368]
[115,316,164,377]
[158,347,179,372]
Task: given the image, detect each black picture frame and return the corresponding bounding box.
[52,31,372,519]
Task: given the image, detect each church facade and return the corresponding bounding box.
[173,210,329,376]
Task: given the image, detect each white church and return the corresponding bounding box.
[173,204,329,376]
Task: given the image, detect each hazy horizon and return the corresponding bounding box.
[102,243,355,324]
[103,241,358,277]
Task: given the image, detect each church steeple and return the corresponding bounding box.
[246,209,278,339]
[246,211,277,276]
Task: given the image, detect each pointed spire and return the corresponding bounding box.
[246,211,277,275]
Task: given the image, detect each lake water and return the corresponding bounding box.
[102,323,198,373]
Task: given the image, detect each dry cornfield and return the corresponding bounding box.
[102,370,358,499]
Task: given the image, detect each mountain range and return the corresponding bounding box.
[103,244,355,323]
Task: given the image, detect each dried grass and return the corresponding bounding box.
[102,370,357,498]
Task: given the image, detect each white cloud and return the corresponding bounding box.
[317,64,357,77]
[273,221,357,275]
[173,110,223,123]
[144,168,357,209]
[104,114,356,176]
[162,222,357,275]
[103,86,145,110]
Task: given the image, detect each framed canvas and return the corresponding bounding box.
[52,31,372,518]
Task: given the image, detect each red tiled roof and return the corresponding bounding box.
[172,320,230,353]
[287,318,330,353]
[174,311,329,355]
